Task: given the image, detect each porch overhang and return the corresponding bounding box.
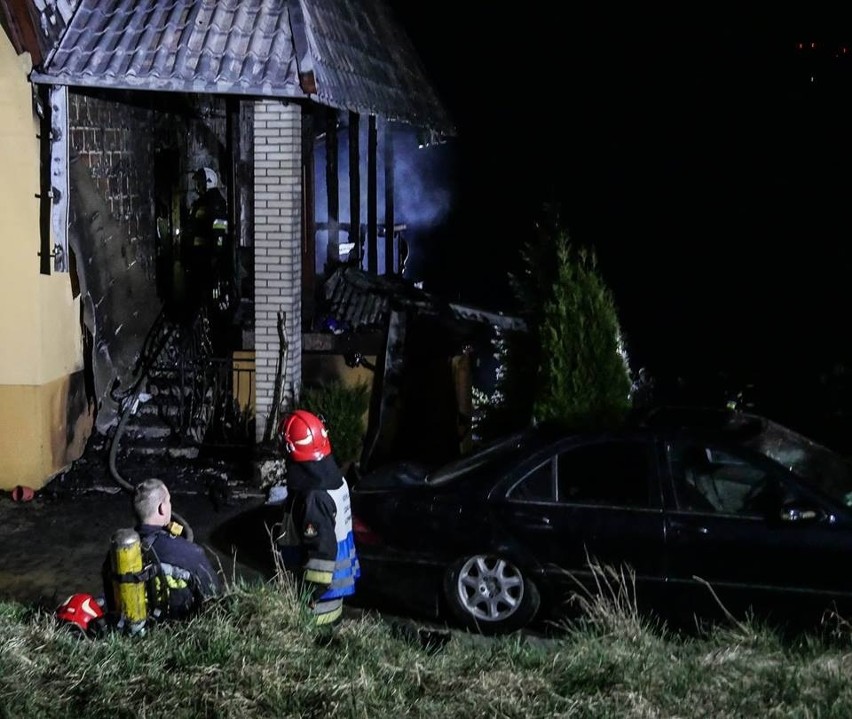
[28,0,455,136]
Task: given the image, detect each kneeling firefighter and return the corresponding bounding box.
[104,522,207,634]
[276,410,360,627]
[101,479,222,633]
[55,480,219,637]
[56,527,189,638]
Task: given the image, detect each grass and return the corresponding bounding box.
[3,561,852,718]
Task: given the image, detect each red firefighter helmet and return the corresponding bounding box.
[278,409,332,462]
[55,593,105,635]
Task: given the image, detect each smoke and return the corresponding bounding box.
[313,122,457,275]
[392,131,455,226]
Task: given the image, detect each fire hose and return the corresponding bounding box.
[108,386,194,542]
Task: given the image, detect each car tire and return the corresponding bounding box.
[443,554,541,634]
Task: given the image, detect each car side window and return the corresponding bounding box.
[670,441,776,515]
[507,459,554,501]
[555,440,654,508]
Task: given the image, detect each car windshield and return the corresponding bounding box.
[742,418,852,507]
[426,429,540,486]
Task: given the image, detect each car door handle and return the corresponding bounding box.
[668,520,709,536]
[514,512,552,529]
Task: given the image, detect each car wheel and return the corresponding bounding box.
[443,554,540,634]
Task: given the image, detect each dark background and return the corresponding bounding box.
[389,5,852,447]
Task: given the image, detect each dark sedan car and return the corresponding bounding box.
[350,407,852,634]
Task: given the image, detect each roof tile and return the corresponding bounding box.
[30,0,454,133]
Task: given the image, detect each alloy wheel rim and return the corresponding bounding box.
[456,555,524,622]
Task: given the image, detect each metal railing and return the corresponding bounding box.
[124,307,257,451]
[175,354,256,448]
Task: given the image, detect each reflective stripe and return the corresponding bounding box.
[305,557,336,572]
[305,569,333,584]
[315,606,342,625]
[160,563,191,582]
[140,536,198,618]
[313,598,343,625]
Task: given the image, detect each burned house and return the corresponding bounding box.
[0,0,452,488]
[0,0,527,491]
[0,0,532,496]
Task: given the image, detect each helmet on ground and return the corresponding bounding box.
[279,409,332,462]
[55,593,105,635]
[194,166,219,190]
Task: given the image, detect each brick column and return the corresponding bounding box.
[253,100,302,443]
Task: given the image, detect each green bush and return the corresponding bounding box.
[300,380,371,466]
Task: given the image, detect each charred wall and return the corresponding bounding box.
[67,89,161,431]
[66,89,231,432]
[68,91,156,254]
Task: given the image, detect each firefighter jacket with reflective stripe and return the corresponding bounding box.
[189,189,228,249]
[137,525,221,618]
[279,455,360,625]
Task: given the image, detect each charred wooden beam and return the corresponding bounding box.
[348,111,361,268]
[367,114,378,274]
[325,107,339,265]
[384,119,394,275]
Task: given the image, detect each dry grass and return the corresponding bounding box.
[563,554,656,641]
[2,558,852,718]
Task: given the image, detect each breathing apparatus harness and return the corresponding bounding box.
[107,520,203,635]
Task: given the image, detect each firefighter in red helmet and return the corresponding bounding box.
[276,410,360,628]
[281,409,332,462]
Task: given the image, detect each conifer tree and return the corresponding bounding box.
[500,206,631,430]
[533,237,631,428]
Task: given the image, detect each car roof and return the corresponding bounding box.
[423,407,771,487]
[424,421,631,487]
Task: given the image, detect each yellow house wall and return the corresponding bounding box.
[0,375,92,489]
[0,35,87,491]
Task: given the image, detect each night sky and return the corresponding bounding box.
[389,5,852,438]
